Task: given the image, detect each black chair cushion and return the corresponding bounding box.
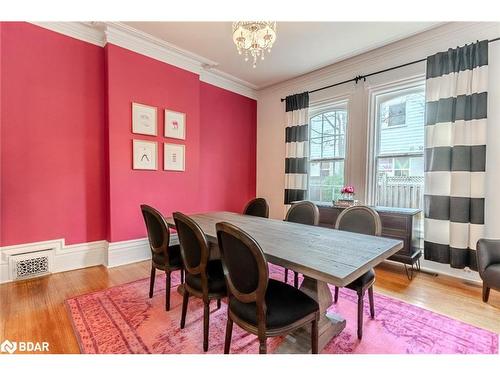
[152,244,182,268]
[483,264,500,288]
[185,260,227,294]
[229,279,319,329]
[345,268,375,291]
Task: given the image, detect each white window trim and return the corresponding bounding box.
[365,75,426,206]
[307,97,350,205]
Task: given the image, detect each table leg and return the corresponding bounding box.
[274,275,346,354]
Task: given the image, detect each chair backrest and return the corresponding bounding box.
[141,204,170,259]
[216,222,268,305]
[335,206,381,236]
[173,212,210,276]
[243,198,270,218]
[285,201,319,226]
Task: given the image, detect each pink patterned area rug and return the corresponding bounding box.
[66,265,498,354]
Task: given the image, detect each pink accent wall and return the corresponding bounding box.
[199,82,256,212]
[0,23,257,246]
[1,22,107,246]
[105,45,256,242]
[105,44,203,242]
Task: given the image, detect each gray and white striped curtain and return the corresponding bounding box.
[424,40,488,270]
[284,92,309,204]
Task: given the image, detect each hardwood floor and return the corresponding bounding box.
[0,260,498,354]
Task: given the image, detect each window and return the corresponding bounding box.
[308,103,348,204]
[371,84,425,209]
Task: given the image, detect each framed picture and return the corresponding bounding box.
[133,140,157,170]
[132,103,157,136]
[164,110,186,140]
[164,143,185,171]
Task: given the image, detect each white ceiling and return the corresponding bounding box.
[124,22,442,89]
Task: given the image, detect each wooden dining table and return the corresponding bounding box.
[166,211,403,353]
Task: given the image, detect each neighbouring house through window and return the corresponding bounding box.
[371,84,425,209]
[308,101,348,204]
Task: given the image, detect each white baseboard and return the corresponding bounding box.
[0,234,181,283]
[0,239,107,283]
[106,238,150,268]
[1,234,479,285]
[55,240,107,273]
[383,257,481,284]
[106,234,179,268]
[420,259,481,283]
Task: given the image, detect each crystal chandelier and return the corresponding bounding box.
[232,22,277,68]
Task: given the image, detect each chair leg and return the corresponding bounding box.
[203,301,210,352]
[311,318,318,354]
[404,264,414,280]
[294,271,299,288]
[368,286,375,319]
[149,266,156,298]
[165,271,171,311]
[284,268,289,283]
[334,286,339,303]
[224,315,233,354]
[357,291,364,340]
[258,338,267,354]
[217,298,221,309]
[482,283,490,303]
[180,268,184,284]
[180,291,189,329]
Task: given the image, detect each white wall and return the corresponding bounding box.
[257,22,500,280]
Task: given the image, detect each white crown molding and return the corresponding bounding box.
[258,22,500,98]
[26,21,500,101]
[29,21,257,99]
[30,22,106,47]
[104,22,257,99]
[104,22,215,76]
[200,68,258,99]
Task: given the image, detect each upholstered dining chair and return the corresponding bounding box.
[216,221,319,354]
[243,197,269,218]
[334,205,381,340]
[284,201,320,287]
[173,212,227,352]
[141,204,184,311]
[476,238,500,303]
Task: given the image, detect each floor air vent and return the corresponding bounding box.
[9,250,53,280]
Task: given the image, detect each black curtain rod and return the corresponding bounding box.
[280,37,500,102]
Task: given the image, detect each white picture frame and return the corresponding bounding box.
[164,110,186,140]
[164,143,185,171]
[133,140,157,170]
[132,103,157,136]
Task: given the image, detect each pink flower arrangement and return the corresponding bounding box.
[341,185,355,194]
